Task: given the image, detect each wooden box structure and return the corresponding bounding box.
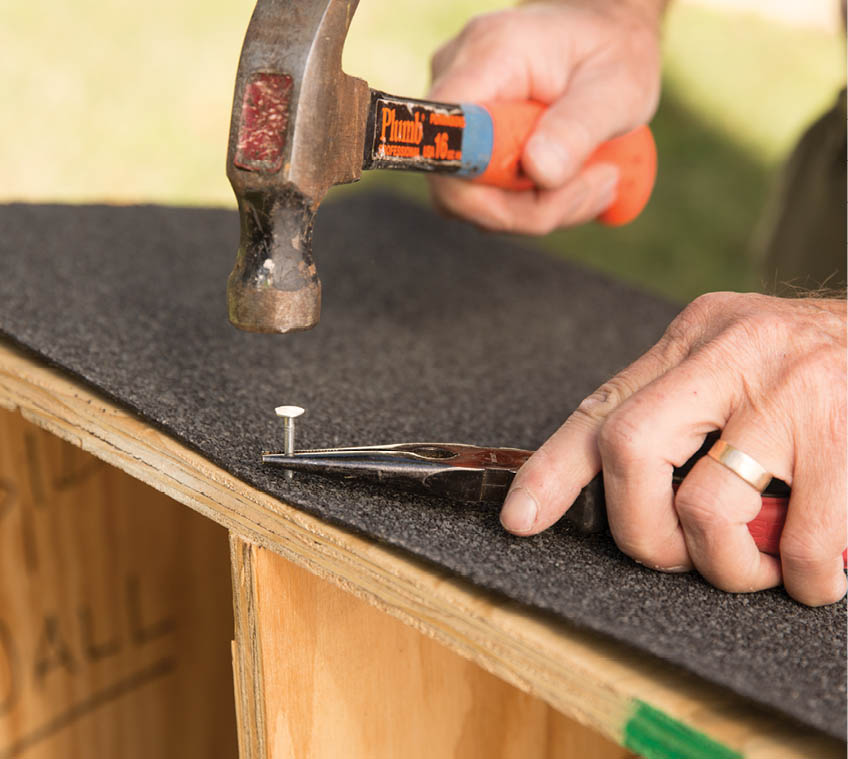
[0,340,843,758]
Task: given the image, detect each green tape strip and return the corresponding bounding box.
[624,700,743,759]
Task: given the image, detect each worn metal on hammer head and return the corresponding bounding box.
[226,0,370,333]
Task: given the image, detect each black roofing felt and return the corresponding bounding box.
[0,195,844,739]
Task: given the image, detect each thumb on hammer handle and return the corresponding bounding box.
[471,101,657,227]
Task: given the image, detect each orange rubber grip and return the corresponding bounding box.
[474,101,657,226]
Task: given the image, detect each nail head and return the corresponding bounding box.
[275,405,305,419]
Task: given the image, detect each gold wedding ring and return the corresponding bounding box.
[707,439,772,493]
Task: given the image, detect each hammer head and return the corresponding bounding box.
[226,0,369,333]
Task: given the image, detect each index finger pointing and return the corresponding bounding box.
[500,332,687,535]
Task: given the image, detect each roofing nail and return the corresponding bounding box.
[275,405,305,479]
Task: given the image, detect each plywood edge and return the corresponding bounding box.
[0,340,841,759]
[230,536,266,759]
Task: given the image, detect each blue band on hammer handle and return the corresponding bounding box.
[456,103,493,178]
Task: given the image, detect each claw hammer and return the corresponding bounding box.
[226,0,657,334]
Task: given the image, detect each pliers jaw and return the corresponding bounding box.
[261,442,525,503]
[261,442,609,533]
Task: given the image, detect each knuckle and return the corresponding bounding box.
[690,290,734,314]
[455,15,485,45]
[429,41,454,78]
[531,219,558,236]
[475,215,511,234]
[666,292,732,342]
[612,532,677,570]
[474,219,511,235]
[427,182,513,233]
[785,344,846,400]
[431,12,520,93]
[550,115,594,161]
[826,393,848,451]
[753,334,847,440]
[481,207,521,234]
[787,572,847,607]
[710,571,762,595]
[462,11,515,47]
[673,478,727,528]
[597,411,644,464]
[567,174,602,224]
[698,549,765,594]
[674,477,726,526]
[517,444,555,490]
[612,68,657,124]
[651,327,690,366]
[523,209,558,236]
[578,375,638,419]
[511,444,563,503]
[814,581,846,606]
[426,179,465,220]
[816,578,847,606]
[779,531,833,572]
[613,536,654,565]
[510,445,579,528]
[663,303,707,349]
[733,308,792,351]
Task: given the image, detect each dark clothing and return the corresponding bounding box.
[757,89,847,294]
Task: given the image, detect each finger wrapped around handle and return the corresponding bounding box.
[468,101,656,226]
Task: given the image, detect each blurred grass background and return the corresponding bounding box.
[1,0,843,302]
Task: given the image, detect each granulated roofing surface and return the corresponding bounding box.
[0,195,843,738]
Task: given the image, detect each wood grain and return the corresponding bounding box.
[231,536,633,759]
[0,340,842,758]
[0,406,237,758]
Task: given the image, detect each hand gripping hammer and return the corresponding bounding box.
[226,0,658,333]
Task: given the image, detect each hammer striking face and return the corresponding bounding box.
[226,0,656,334]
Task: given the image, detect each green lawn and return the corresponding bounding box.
[1,1,842,302]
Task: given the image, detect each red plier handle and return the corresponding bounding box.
[669,482,847,568]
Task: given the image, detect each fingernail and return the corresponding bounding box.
[525,134,573,188]
[500,488,538,534]
[578,391,609,412]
